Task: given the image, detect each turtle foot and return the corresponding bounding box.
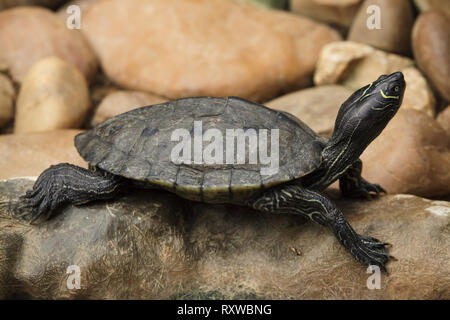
[341,178,386,200]
[15,163,122,224]
[350,234,394,272]
[333,219,394,272]
[16,165,68,223]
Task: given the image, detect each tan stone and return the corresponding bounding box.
[314,42,435,116]
[401,67,436,117]
[15,57,90,133]
[412,11,450,101]
[437,105,450,136]
[0,0,66,10]
[0,179,448,299]
[0,130,87,180]
[290,0,361,27]
[82,0,341,102]
[0,74,14,128]
[234,0,288,10]
[56,0,99,21]
[265,85,353,136]
[0,6,98,83]
[413,0,450,16]
[89,71,123,111]
[361,109,450,198]
[314,41,413,87]
[348,0,414,55]
[92,90,168,126]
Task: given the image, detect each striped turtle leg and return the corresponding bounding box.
[339,159,386,199]
[17,163,122,223]
[247,183,392,271]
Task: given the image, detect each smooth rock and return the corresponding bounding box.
[56,0,99,21]
[89,72,122,112]
[401,67,436,117]
[235,0,289,10]
[92,90,168,126]
[437,105,450,136]
[314,42,436,116]
[413,0,450,16]
[314,42,413,87]
[290,0,361,27]
[265,85,353,136]
[0,0,67,10]
[0,179,448,299]
[0,74,14,128]
[82,0,341,102]
[361,109,450,198]
[15,57,90,133]
[0,6,97,83]
[347,0,414,56]
[412,11,450,101]
[0,130,86,180]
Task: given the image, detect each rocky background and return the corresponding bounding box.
[0,0,449,299]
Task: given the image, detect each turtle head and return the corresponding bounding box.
[328,72,405,160]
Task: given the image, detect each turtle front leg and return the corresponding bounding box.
[247,183,392,271]
[17,163,122,223]
[339,159,386,199]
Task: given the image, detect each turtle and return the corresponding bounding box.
[18,72,405,271]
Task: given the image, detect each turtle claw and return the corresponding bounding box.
[352,234,394,272]
[341,178,387,200]
[335,223,394,272]
[365,182,386,196]
[389,255,398,261]
[15,190,47,223]
[15,172,63,223]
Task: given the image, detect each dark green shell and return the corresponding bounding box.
[75,97,324,203]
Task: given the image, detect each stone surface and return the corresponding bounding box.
[0,74,14,128]
[236,0,288,10]
[0,0,67,10]
[437,105,450,136]
[314,41,413,87]
[314,42,436,116]
[82,0,341,102]
[0,179,448,299]
[412,11,450,101]
[347,0,414,56]
[413,0,450,16]
[88,71,122,111]
[92,90,168,126]
[56,0,98,21]
[0,130,86,180]
[15,57,90,133]
[401,67,436,117]
[290,0,361,27]
[265,85,353,136]
[361,109,450,198]
[0,6,97,83]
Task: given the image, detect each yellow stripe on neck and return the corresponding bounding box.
[380,89,399,99]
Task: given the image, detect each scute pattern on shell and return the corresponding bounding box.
[75,97,324,203]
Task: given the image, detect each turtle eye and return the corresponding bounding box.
[393,85,399,92]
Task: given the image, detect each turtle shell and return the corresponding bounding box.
[75,97,324,203]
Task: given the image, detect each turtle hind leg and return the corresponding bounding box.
[17,163,122,223]
[339,159,386,199]
[247,183,393,271]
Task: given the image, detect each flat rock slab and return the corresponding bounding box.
[0,179,448,299]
